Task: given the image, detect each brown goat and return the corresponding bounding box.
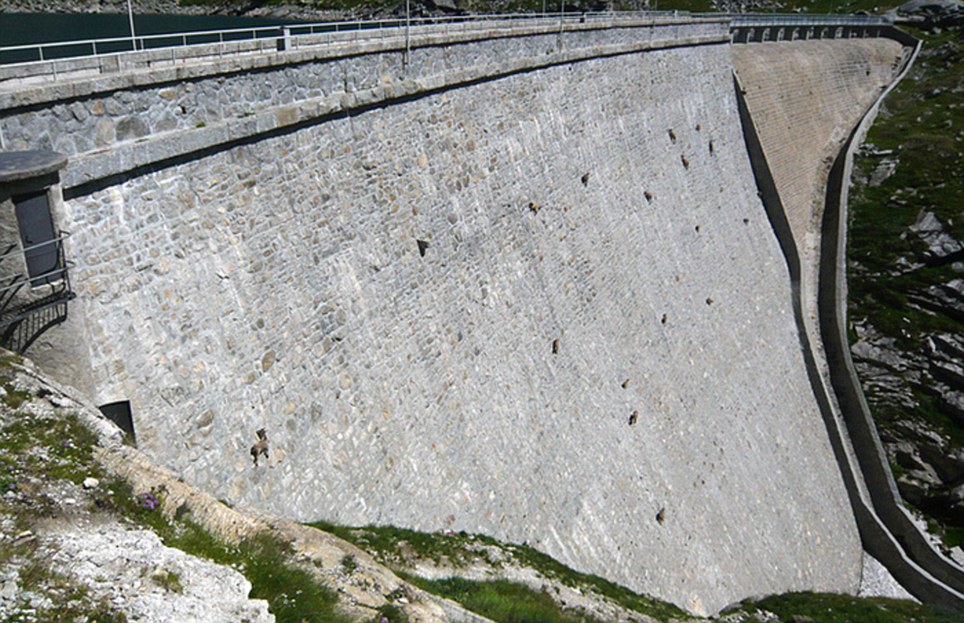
[250,428,269,466]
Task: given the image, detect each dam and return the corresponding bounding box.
[0,12,960,616]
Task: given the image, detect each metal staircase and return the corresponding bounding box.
[0,234,75,353]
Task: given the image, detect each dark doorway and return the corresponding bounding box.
[13,191,60,286]
[98,400,136,444]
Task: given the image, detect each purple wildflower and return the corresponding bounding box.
[139,492,159,510]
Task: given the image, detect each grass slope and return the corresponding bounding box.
[728,591,962,623]
[311,521,692,622]
[0,355,353,623]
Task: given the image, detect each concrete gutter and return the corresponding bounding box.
[814,35,964,609]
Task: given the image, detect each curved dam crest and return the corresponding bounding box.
[0,16,923,615]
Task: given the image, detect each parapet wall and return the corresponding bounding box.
[0,16,725,174]
[0,19,896,616]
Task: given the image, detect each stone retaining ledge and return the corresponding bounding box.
[0,16,728,106]
[63,32,727,189]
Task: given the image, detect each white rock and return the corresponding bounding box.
[46,521,274,623]
[858,553,916,600]
[0,579,17,601]
[82,477,100,490]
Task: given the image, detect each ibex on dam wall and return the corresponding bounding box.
[250,428,269,467]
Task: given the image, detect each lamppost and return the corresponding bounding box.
[405,0,411,64]
[127,0,137,50]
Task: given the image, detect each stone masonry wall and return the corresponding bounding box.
[54,37,864,615]
[0,19,724,158]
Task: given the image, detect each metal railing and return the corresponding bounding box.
[727,13,891,27]
[0,10,736,68]
[728,12,894,44]
[0,232,75,353]
[0,11,655,66]
[0,11,895,75]
[0,234,73,316]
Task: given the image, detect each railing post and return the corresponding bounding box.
[277,26,291,52]
[404,0,411,66]
[127,0,137,51]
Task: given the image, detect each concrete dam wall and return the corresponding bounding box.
[0,16,915,615]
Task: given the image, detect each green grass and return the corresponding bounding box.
[11,558,129,623]
[311,521,502,567]
[730,591,961,623]
[309,522,690,622]
[781,0,901,14]
[97,481,352,623]
[0,375,128,622]
[647,0,715,12]
[150,568,184,593]
[176,0,907,14]
[404,576,608,623]
[174,0,712,13]
[843,25,964,543]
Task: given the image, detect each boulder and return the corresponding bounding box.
[898,467,942,505]
[909,211,963,265]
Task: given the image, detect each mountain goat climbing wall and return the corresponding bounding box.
[3,19,905,615]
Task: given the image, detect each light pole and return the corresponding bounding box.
[405,0,411,65]
[127,0,137,50]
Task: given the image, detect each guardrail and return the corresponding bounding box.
[727,13,891,27]
[728,12,895,43]
[0,233,72,294]
[0,232,75,353]
[0,10,894,68]
[0,10,900,87]
[0,11,674,66]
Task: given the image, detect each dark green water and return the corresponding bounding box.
[0,13,306,63]
[0,13,303,46]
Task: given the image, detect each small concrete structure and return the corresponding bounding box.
[0,150,67,183]
[0,150,73,353]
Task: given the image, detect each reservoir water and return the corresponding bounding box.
[0,13,304,63]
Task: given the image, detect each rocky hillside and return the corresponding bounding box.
[847,9,964,548]
[0,353,425,623]
[0,351,701,623]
